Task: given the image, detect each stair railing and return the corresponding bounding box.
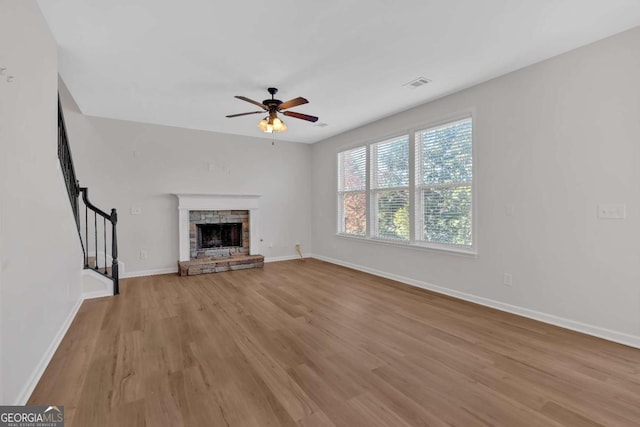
[79,188,119,295]
[57,96,120,295]
[58,98,80,224]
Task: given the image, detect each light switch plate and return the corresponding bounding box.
[503,273,512,286]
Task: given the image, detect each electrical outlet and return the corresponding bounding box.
[131,207,141,215]
[140,249,148,260]
[503,273,512,287]
[598,204,626,219]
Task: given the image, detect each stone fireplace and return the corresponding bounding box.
[175,194,264,276]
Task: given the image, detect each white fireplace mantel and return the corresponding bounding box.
[174,194,261,261]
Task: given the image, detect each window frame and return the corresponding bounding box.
[414,116,475,253]
[369,135,411,242]
[337,145,368,236]
[336,111,477,256]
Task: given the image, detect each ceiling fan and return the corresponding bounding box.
[226,87,318,133]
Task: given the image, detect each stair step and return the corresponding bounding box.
[86,256,113,276]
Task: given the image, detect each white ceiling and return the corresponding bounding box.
[38,0,640,144]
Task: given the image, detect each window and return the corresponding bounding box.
[416,117,473,247]
[338,146,367,235]
[337,115,474,253]
[370,136,409,240]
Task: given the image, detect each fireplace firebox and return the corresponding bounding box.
[197,223,242,249]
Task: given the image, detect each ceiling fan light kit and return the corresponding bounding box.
[226,87,318,134]
[258,110,287,133]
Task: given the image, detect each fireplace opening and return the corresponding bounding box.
[197,223,242,249]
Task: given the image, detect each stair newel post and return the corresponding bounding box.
[94,211,97,268]
[84,194,89,268]
[111,208,119,295]
[103,217,107,275]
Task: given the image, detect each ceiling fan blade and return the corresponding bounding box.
[235,96,266,109]
[283,110,319,122]
[226,111,264,118]
[278,97,308,110]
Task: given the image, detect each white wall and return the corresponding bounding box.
[58,86,313,275]
[311,27,640,345]
[0,1,84,404]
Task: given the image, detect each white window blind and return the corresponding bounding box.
[370,136,409,240]
[415,117,473,247]
[338,146,367,235]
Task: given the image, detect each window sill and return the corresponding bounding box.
[335,233,477,256]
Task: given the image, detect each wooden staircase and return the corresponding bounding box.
[58,95,119,294]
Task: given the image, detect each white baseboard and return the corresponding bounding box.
[309,254,640,349]
[121,267,178,278]
[265,254,306,263]
[122,256,307,278]
[82,289,113,300]
[14,297,84,405]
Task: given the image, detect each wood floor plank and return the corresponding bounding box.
[178,366,235,427]
[347,392,415,427]
[214,306,319,421]
[107,399,146,427]
[297,409,337,427]
[143,371,185,427]
[540,401,605,427]
[28,259,640,426]
[111,329,144,406]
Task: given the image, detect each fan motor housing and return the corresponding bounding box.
[263,99,282,109]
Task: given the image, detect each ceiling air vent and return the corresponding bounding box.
[403,77,431,89]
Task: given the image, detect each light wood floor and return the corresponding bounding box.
[29,259,640,426]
